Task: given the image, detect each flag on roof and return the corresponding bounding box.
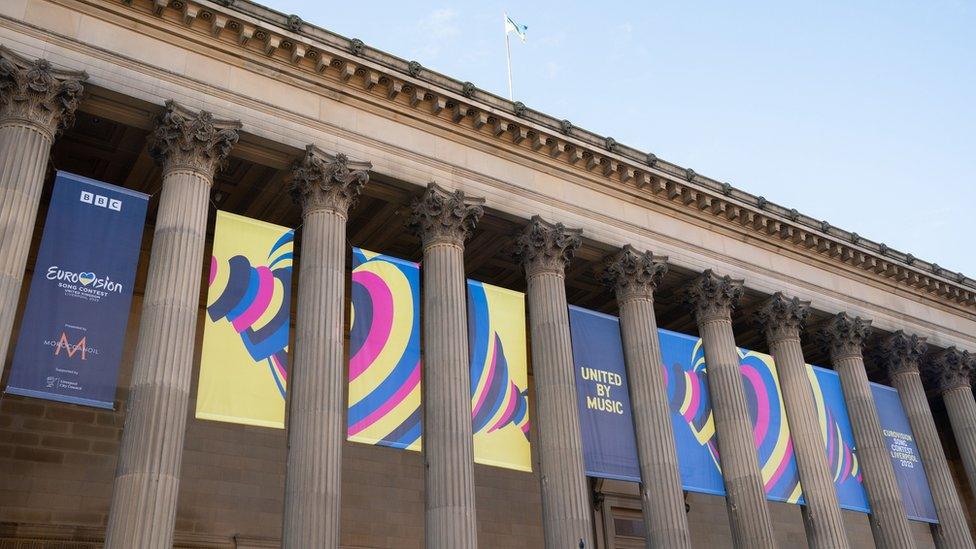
[504,13,527,43]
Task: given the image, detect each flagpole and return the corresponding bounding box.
[505,20,514,100]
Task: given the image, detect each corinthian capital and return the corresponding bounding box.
[876,331,927,377]
[684,270,743,323]
[926,347,973,393]
[755,292,810,342]
[601,244,668,302]
[147,101,241,178]
[819,312,872,361]
[290,145,371,217]
[514,216,583,277]
[408,182,484,247]
[0,46,87,139]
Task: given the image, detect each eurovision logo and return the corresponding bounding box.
[45,265,123,303]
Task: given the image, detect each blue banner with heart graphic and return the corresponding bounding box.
[6,171,147,409]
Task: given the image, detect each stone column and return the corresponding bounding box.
[0,46,86,375]
[283,146,370,548]
[685,270,776,548]
[820,313,914,549]
[602,245,691,549]
[514,216,594,549]
[928,348,976,499]
[105,102,240,549]
[879,332,973,548]
[756,294,850,549]
[409,182,484,549]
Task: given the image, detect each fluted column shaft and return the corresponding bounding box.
[284,210,345,547]
[0,47,85,376]
[758,295,849,549]
[687,272,775,548]
[0,126,52,366]
[516,217,593,549]
[410,183,483,549]
[422,240,478,548]
[282,146,370,548]
[881,334,973,548]
[822,315,914,549]
[929,348,976,527]
[944,386,976,496]
[771,336,851,548]
[892,370,972,547]
[604,246,691,548]
[106,102,239,549]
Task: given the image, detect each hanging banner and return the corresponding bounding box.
[196,211,293,428]
[662,329,803,503]
[806,365,869,513]
[872,383,939,523]
[6,171,147,408]
[347,249,422,450]
[569,306,641,482]
[467,280,531,472]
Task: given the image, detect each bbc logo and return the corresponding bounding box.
[80,191,122,212]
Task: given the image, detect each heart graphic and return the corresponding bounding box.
[79,272,96,286]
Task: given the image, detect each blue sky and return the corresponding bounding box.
[262,1,975,276]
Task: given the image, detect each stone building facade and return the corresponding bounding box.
[0,0,974,547]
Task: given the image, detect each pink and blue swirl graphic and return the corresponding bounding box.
[468,281,530,440]
[346,249,422,450]
[206,230,293,398]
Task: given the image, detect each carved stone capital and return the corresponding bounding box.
[926,347,973,393]
[819,312,872,361]
[289,144,371,217]
[601,244,668,303]
[408,182,484,247]
[0,46,87,139]
[684,270,743,323]
[514,216,583,277]
[147,100,241,178]
[754,292,810,342]
[876,331,927,378]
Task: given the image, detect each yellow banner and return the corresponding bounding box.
[197,211,294,428]
[468,280,531,472]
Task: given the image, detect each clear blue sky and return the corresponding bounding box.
[262,1,975,276]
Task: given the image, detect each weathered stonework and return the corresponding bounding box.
[282,145,369,548]
[687,271,776,548]
[754,292,810,343]
[928,347,973,393]
[516,216,592,548]
[0,47,87,387]
[106,103,240,549]
[147,100,241,177]
[755,293,850,549]
[819,312,872,361]
[602,244,668,303]
[880,333,974,548]
[410,182,483,548]
[290,144,370,217]
[821,313,913,548]
[408,182,484,248]
[603,246,692,548]
[0,45,86,139]
[684,269,744,323]
[514,216,583,276]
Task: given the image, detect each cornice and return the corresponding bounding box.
[106,0,975,310]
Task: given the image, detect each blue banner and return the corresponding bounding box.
[6,172,147,409]
[569,312,935,522]
[662,329,725,495]
[808,366,870,513]
[568,305,640,482]
[871,383,938,523]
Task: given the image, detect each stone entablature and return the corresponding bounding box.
[106,0,976,311]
